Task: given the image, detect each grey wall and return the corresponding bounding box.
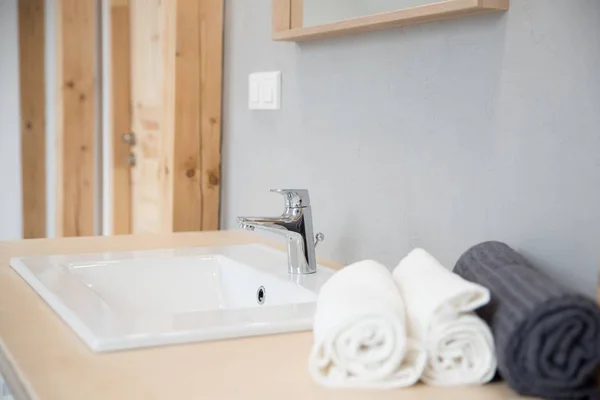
[0,0,23,241]
[221,0,600,297]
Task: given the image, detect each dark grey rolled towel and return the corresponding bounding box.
[454,241,600,400]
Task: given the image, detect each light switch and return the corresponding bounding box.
[262,84,273,103]
[250,80,259,103]
[248,71,281,110]
[248,75,260,109]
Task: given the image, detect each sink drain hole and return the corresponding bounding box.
[257,286,266,305]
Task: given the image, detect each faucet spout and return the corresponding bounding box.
[237,216,288,229]
[237,217,298,239]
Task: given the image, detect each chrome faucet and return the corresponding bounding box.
[238,189,324,274]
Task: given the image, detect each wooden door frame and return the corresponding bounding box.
[110,0,223,234]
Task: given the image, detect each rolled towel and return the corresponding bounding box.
[392,248,497,386]
[309,260,427,389]
[454,241,600,399]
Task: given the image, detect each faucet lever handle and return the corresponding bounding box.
[314,232,325,248]
[270,189,310,208]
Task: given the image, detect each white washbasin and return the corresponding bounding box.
[10,244,335,352]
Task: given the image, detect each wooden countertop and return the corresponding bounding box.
[0,231,528,400]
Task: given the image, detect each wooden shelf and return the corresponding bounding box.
[273,0,509,42]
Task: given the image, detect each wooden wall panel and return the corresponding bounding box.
[172,0,202,232]
[198,0,224,231]
[56,0,96,237]
[130,0,175,234]
[110,0,132,234]
[18,0,46,239]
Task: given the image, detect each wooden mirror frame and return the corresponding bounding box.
[272,0,508,42]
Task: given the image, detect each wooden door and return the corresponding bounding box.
[110,0,223,235]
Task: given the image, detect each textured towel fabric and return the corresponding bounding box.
[454,241,600,400]
[309,260,426,389]
[393,248,497,386]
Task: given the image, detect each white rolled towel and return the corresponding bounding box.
[392,248,497,386]
[309,260,426,389]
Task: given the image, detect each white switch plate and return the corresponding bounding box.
[248,71,281,110]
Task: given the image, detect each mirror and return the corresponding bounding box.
[272,0,509,42]
[303,0,441,27]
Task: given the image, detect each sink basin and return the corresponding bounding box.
[10,244,335,352]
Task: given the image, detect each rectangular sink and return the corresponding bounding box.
[10,244,335,352]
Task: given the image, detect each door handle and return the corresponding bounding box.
[122,132,136,145]
[126,153,136,167]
